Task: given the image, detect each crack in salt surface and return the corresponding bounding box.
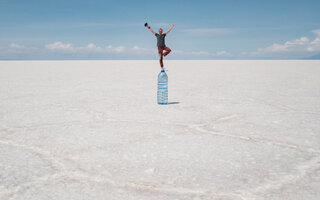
[190,125,320,197]
[1,111,319,198]
[89,118,320,196]
[64,171,245,199]
[192,125,320,154]
[246,97,297,112]
[0,140,66,172]
[88,116,320,155]
[67,114,320,196]
[0,140,244,199]
[3,135,314,200]
[238,156,320,199]
[0,140,67,197]
[0,120,87,130]
[212,110,320,125]
[1,173,64,198]
[2,109,319,132]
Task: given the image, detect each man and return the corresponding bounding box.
[145,23,174,68]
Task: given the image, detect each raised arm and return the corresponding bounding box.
[144,23,156,35]
[165,24,175,35]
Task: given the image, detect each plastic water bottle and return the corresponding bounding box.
[157,69,168,105]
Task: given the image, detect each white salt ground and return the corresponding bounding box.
[0,60,320,200]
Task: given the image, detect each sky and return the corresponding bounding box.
[0,0,320,60]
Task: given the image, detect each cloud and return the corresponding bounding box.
[1,41,232,59]
[106,45,125,53]
[0,43,39,58]
[216,51,232,56]
[174,49,232,57]
[45,42,104,53]
[9,43,26,49]
[312,29,320,37]
[3,43,28,54]
[242,30,320,58]
[1,42,149,59]
[114,46,125,53]
[183,28,232,36]
[43,42,155,58]
[131,45,141,51]
[174,50,211,56]
[190,51,211,56]
[131,45,153,54]
[45,42,150,55]
[84,43,103,52]
[45,42,74,52]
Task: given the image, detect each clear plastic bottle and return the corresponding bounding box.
[157,69,168,105]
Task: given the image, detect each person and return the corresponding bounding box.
[145,23,174,68]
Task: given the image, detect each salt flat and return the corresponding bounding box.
[0,60,320,200]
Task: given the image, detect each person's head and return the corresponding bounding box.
[159,28,163,34]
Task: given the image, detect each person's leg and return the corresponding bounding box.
[158,47,164,68]
[159,53,163,68]
[163,46,171,57]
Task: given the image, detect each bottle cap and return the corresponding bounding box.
[161,69,165,72]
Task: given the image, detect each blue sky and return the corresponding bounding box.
[0,0,320,59]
